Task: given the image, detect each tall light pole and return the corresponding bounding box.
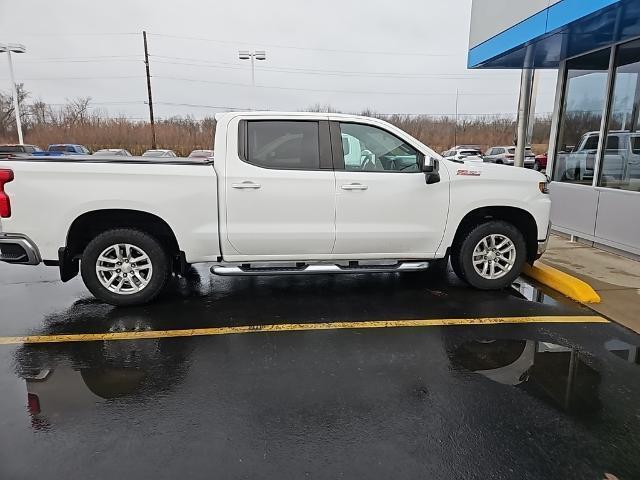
[238,50,266,86]
[0,43,26,144]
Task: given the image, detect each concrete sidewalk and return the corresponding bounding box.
[541,234,640,333]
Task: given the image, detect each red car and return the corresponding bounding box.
[534,153,547,171]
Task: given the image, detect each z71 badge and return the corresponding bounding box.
[456,169,481,176]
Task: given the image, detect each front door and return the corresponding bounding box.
[331,120,449,257]
[224,118,336,257]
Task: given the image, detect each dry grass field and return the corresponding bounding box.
[1,91,552,155]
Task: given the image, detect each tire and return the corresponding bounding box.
[451,220,526,290]
[533,161,541,171]
[80,228,170,306]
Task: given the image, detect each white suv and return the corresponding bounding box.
[442,148,484,163]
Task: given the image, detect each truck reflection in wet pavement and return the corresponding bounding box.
[449,339,601,415]
[15,316,192,431]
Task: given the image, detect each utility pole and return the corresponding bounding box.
[0,43,26,144]
[453,88,459,147]
[143,31,156,149]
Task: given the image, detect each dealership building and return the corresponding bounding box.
[469,0,640,258]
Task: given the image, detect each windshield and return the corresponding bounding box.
[188,150,213,158]
[507,147,533,155]
[49,145,70,152]
[460,150,481,157]
[0,146,24,153]
[142,150,163,157]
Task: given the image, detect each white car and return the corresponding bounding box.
[141,149,177,158]
[188,149,214,159]
[0,112,551,306]
[442,148,484,163]
[93,149,132,157]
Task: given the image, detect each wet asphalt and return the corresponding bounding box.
[1,262,640,479]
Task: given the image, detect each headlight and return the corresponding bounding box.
[538,182,549,194]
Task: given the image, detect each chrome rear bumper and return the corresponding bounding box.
[0,234,41,265]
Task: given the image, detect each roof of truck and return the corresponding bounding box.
[214,111,382,122]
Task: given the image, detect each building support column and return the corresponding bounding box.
[515,68,535,167]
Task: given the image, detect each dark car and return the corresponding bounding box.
[0,144,41,159]
[32,144,91,157]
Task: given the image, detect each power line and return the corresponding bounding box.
[155,101,255,110]
[150,57,520,80]
[15,32,139,37]
[147,32,460,57]
[153,75,523,97]
[2,75,144,81]
[19,58,141,64]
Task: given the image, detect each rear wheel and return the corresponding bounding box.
[80,229,170,306]
[451,220,526,290]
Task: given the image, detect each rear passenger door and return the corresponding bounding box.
[224,117,336,257]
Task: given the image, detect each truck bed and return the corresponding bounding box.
[0,157,220,264]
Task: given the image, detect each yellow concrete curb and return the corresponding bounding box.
[523,262,601,304]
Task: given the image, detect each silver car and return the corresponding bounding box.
[484,146,535,167]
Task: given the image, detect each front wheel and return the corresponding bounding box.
[80,229,170,306]
[451,221,526,290]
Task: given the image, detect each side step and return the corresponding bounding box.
[211,261,430,276]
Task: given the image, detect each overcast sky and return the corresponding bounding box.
[0,0,557,120]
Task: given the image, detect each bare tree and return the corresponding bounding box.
[62,97,92,125]
[0,84,29,138]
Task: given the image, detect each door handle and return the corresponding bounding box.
[232,181,261,189]
[341,183,368,191]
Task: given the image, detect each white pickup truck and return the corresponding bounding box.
[0,112,551,306]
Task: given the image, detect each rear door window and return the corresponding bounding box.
[246,121,320,170]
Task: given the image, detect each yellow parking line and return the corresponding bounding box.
[0,315,607,346]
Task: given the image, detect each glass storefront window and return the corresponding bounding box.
[553,48,611,184]
[599,39,640,192]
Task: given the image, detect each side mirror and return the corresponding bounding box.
[421,155,435,173]
[421,156,440,184]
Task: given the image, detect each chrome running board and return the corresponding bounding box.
[211,261,430,276]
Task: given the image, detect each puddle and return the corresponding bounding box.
[511,278,561,305]
[14,318,192,430]
[449,339,601,415]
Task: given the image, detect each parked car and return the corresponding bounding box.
[0,111,550,306]
[452,145,483,151]
[93,149,132,157]
[557,131,640,185]
[188,149,214,159]
[442,148,484,163]
[484,146,535,167]
[32,144,91,157]
[142,149,177,158]
[0,144,41,159]
[534,153,547,171]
